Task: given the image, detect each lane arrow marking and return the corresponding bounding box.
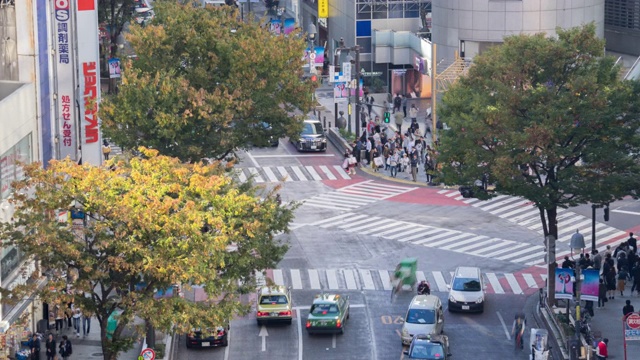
[259,325,268,351]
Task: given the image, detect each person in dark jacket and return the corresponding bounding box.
[28,333,40,360]
[45,333,56,360]
[628,232,637,254]
[598,278,607,308]
[623,299,635,317]
[59,335,72,360]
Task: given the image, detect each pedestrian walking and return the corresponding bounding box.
[598,278,607,308]
[595,338,608,360]
[593,249,602,271]
[71,304,81,337]
[370,147,380,172]
[393,94,402,113]
[401,153,409,175]
[58,336,72,360]
[101,140,111,160]
[628,232,638,255]
[383,144,390,170]
[29,333,40,360]
[631,262,640,295]
[618,266,629,297]
[425,154,435,185]
[605,265,617,299]
[410,152,418,182]
[367,96,374,116]
[401,95,407,118]
[347,153,357,175]
[389,150,399,178]
[623,299,635,317]
[55,305,64,333]
[394,111,403,132]
[409,104,418,123]
[46,333,56,360]
[82,308,91,337]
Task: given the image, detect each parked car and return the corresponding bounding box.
[404,334,452,360]
[305,293,350,335]
[291,119,327,152]
[401,295,444,345]
[256,285,292,325]
[447,266,486,313]
[186,326,228,348]
[134,7,154,25]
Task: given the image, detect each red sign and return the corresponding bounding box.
[77,0,95,11]
[627,313,640,329]
[82,62,99,143]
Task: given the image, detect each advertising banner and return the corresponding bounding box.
[554,268,574,300]
[391,68,432,99]
[333,82,348,102]
[283,18,295,35]
[108,58,121,79]
[303,46,324,65]
[581,269,600,301]
[76,0,102,165]
[269,19,282,35]
[54,0,77,160]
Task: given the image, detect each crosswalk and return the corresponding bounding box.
[309,212,545,265]
[256,268,546,295]
[301,180,418,211]
[233,165,353,183]
[437,189,627,265]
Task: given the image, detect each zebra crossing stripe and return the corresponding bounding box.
[500,205,536,219]
[235,168,247,183]
[310,213,355,227]
[379,270,392,291]
[413,230,460,245]
[360,221,400,235]
[425,232,470,247]
[517,250,545,263]
[360,270,376,290]
[291,166,308,181]
[522,273,537,289]
[305,166,323,181]
[273,269,285,286]
[303,201,358,211]
[467,240,511,256]
[486,273,504,294]
[472,195,509,207]
[433,272,448,292]
[504,274,523,295]
[326,214,369,229]
[291,269,303,289]
[333,165,351,180]
[277,166,293,182]
[440,235,488,251]
[437,190,449,194]
[319,165,338,180]
[454,237,499,253]
[489,199,531,215]
[343,269,358,290]
[318,193,370,206]
[326,270,339,290]
[308,270,321,290]
[416,271,427,284]
[444,191,459,198]
[262,167,279,182]
[481,242,528,258]
[247,168,264,183]
[495,246,542,261]
[481,197,521,211]
[462,197,480,204]
[387,227,426,240]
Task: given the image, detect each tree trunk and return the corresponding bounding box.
[546,206,559,307]
[145,319,155,350]
[100,321,117,360]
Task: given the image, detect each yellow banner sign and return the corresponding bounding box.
[318,0,329,18]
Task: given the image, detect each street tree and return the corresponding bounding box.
[437,24,640,305]
[0,149,292,360]
[100,2,316,162]
[98,0,134,58]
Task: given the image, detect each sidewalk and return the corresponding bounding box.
[587,293,640,359]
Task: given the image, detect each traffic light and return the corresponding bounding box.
[604,206,610,221]
[310,74,317,82]
[383,112,390,123]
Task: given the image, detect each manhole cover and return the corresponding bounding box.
[91,353,103,357]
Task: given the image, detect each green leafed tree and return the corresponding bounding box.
[0,149,292,360]
[437,24,640,305]
[100,2,316,162]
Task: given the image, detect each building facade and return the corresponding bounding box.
[432,0,605,61]
[605,0,640,56]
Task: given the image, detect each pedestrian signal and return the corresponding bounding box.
[384,112,390,123]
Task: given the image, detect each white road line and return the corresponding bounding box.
[412,230,460,245]
[302,202,360,211]
[500,205,537,220]
[326,269,339,289]
[504,274,523,294]
[462,197,480,204]
[332,334,336,349]
[314,194,370,206]
[319,165,338,180]
[263,167,279,182]
[386,227,431,240]
[612,209,640,215]
[481,242,528,258]
[296,308,303,360]
[497,312,511,341]
[305,166,323,181]
[360,270,376,290]
[517,251,545,264]
[445,191,459,198]
[424,232,470,247]
[273,269,285,286]
[343,269,358,290]
[277,166,293,182]
[481,197,523,212]
[247,168,265,183]
[309,213,354,227]
[416,271,427,284]
[495,246,542,261]
[467,240,511,255]
[437,190,450,194]
[454,238,499,253]
[235,168,247,183]
[367,182,414,191]
[401,230,444,243]
[472,195,509,207]
[433,271,448,292]
[454,195,465,200]
[245,151,260,167]
[359,222,401,235]
[291,269,302,289]
[333,165,351,179]
[523,273,537,288]
[333,191,375,200]
[486,273,504,294]
[439,235,488,250]
[489,199,531,215]
[290,166,308,181]
[308,269,321,290]
[338,217,376,231]
[379,270,392,291]
[320,214,369,229]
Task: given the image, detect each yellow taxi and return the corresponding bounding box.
[256,286,292,325]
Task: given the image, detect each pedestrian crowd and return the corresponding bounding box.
[560,232,640,359]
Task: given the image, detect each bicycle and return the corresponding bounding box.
[390,278,402,302]
[512,313,526,353]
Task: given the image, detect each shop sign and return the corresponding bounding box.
[318,0,328,18]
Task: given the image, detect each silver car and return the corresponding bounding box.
[447,266,486,313]
[401,295,444,345]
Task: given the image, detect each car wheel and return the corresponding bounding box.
[339,327,344,335]
[347,308,350,320]
[287,319,292,325]
[222,339,228,347]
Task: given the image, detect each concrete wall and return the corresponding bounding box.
[0,81,37,158]
[433,0,605,60]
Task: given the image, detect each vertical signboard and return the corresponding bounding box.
[554,268,574,300]
[318,0,328,18]
[54,0,76,160]
[76,0,102,165]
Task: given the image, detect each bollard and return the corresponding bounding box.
[329,121,332,129]
[323,116,327,129]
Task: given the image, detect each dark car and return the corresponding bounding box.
[404,334,451,360]
[186,326,228,348]
[291,119,327,152]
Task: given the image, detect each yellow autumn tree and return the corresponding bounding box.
[0,149,292,360]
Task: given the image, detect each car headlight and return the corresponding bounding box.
[298,138,305,143]
[321,138,327,143]
[448,295,457,303]
[476,296,484,304]
[402,328,409,336]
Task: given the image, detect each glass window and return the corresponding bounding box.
[260,295,288,304]
[372,4,387,19]
[357,3,371,20]
[302,122,323,135]
[357,37,372,54]
[356,20,371,37]
[389,4,403,19]
[406,309,436,324]
[311,304,339,315]
[452,277,482,291]
[0,134,32,200]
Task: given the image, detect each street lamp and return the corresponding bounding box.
[307,24,317,76]
[570,229,586,347]
[333,42,362,138]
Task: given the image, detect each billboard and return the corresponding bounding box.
[554,268,574,300]
[581,269,600,302]
[76,0,102,165]
[54,0,77,160]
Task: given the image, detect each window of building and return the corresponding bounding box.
[605,0,640,31]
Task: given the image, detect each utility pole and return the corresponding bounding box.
[431,43,437,145]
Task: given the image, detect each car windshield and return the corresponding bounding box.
[260,295,288,305]
[452,277,481,291]
[310,304,339,315]
[301,122,323,135]
[410,342,446,359]
[406,309,436,324]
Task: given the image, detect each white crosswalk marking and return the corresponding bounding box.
[523,273,537,289]
[440,235,488,250]
[235,168,247,183]
[302,180,416,211]
[424,232,468,247]
[433,272,448,292]
[360,270,376,290]
[379,270,392,291]
[277,166,292,182]
[273,269,284,286]
[343,269,358,289]
[308,269,321,290]
[452,237,498,253]
[319,165,337,180]
[291,269,302,289]
[255,270,266,286]
[291,166,308,181]
[263,167,279,182]
[416,271,427,284]
[333,165,351,180]
[413,230,460,245]
[247,168,264,183]
[326,269,339,289]
[486,273,504,294]
[305,166,323,181]
[504,274,523,295]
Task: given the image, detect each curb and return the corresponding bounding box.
[538,305,570,360]
[358,164,448,189]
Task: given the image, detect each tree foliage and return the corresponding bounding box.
[100,2,316,162]
[98,0,135,57]
[440,24,640,232]
[0,150,292,360]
